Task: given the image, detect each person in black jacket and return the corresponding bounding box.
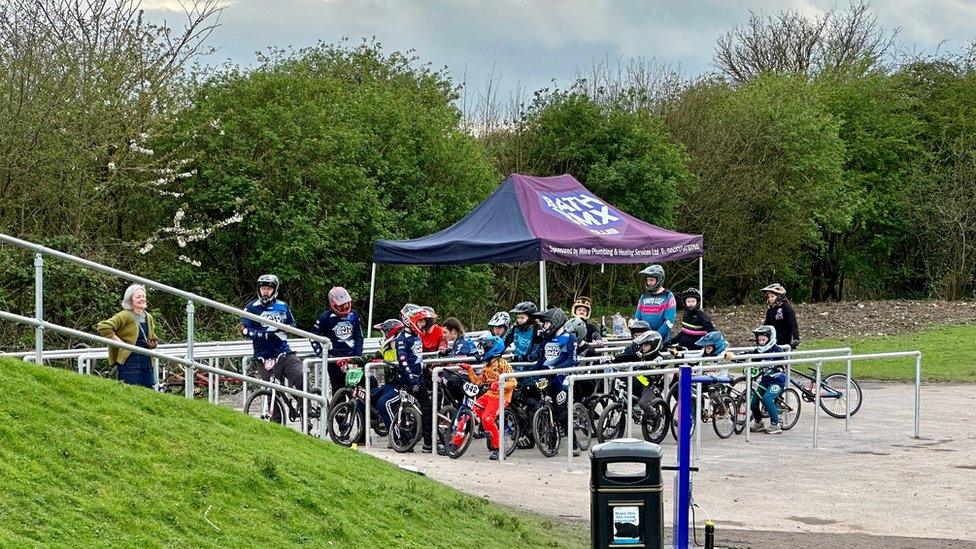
[761,283,800,349]
[673,287,715,350]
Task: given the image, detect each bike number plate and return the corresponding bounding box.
[463,382,480,397]
[353,387,365,399]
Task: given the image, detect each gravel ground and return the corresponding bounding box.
[702,299,976,345]
[362,382,976,548]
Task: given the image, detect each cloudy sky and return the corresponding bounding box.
[144,0,976,98]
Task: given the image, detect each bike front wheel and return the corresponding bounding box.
[244,390,287,425]
[388,403,423,453]
[712,395,736,439]
[641,399,670,444]
[572,403,592,451]
[532,406,561,458]
[446,409,475,459]
[596,402,625,443]
[670,398,698,441]
[327,400,363,446]
[778,387,802,431]
[820,374,863,418]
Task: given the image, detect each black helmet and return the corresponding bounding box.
[752,325,777,353]
[634,330,663,355]
[257,274,280,306]
[511,301,538,315]
[679,287,702,311]
[535,307,567,340]
[629,320,651,337]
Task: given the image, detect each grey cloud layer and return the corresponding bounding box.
[145,0,976,97]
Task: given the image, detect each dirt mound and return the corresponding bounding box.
[709,299,976,346]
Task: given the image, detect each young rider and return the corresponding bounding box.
[761,283,801,349]
[572,296,604,345]
[612,330,666,420]
[743,325,792,435]
[377,307,435,452]
[417,306,449,355]
[506,301,542,364]
[487,311,510,338]
[533,307,580,456]
[442,317,478,357]
[634,264,677,344]
[311,286,364,396]
[242,275,304,422]
[459,335,517,460]
[673,287,715,350]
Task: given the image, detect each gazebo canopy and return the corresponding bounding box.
[373,173,703,265]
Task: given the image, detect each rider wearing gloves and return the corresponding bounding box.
[310,286,364,395]
[533,307,581,456]
[761,283,801,349]
[376,307,436,452]
[674,288,715,350]
[744,325,792,435]
[634,264,677,343]
[242,275,304,393]
[612,330,666,420]
[459,335,517,461]
[506,301,542,363]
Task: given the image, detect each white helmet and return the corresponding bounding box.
[488,311,510,329]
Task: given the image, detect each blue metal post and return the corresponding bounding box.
[675,365,692,549]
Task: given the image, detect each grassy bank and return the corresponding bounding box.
[805,323,976,382]
[0,358,585,547]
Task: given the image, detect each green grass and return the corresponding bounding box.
[0,359,586,548]
[805,323,976,382]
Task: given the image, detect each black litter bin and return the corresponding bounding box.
[590,438,663,548]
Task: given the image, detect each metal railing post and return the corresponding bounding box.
[498,373,507,463]
[152,358,160,391]
[241,357,251,407]
[185,300,195,399]
[319,349,329,440]
[34,253,43,364]
[302,361,309,435]
[364,363,373,448]
[694,370,703,463]
[745,367,752,443]
[845,351,853,432]
[626,365,634,438]
[567,376,575,470]
[431,366,443,452]
[914,353,921,439]
[813,359,823,449]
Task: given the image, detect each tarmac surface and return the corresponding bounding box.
[363,382,976,548]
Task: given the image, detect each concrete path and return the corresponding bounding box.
[363,382,976,547]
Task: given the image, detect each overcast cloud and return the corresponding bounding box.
[144,0,976,98]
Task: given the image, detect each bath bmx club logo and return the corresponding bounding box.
[538,192,623,235]
[333,321,353,341]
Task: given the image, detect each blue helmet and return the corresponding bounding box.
[695,331,728,356]
[477,335,507,362]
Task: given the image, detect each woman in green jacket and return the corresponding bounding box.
[96,284,158,388]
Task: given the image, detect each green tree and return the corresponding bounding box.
[153,42,500,326]
[664,74,849,302]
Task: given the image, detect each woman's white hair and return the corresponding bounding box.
[121,284,147,310]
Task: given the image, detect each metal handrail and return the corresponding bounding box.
[0,310,329,438]
[1,232,333,398]
[560,350,922,468]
